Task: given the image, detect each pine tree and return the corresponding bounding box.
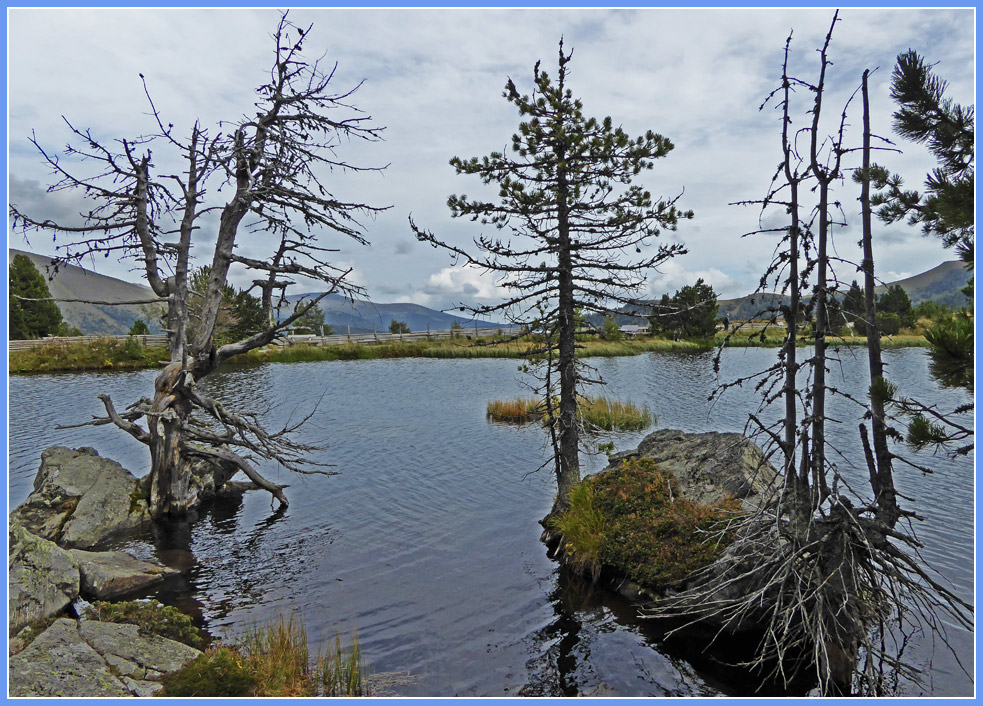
[872,51,974,264]
[9,254,62,339]
[411,40,690,511]
[841,280,866,324]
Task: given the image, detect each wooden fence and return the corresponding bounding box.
[8,334,169,352]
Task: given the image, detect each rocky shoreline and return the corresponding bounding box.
[8,446,248,697]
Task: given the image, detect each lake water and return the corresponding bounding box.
[7,347,974,696]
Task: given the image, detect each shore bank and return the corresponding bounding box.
[8,332,929,375]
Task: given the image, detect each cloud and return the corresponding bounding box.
[646,261,743,299]
[422,263,508,304]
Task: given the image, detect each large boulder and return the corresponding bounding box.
[606,429,780,507]
[8,523,80,635]
[69,549,179,600]
[9,618,200,697]
[10,447,150,549]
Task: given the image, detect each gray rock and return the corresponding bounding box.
[10,447,150,549]
[607,428,780,507]
[8,523,80,635]
[9,618,200,697]
[70,549,179,600]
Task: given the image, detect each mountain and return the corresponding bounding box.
[716,261,971,320]
[8,249,165,335]
[282,292,503,334]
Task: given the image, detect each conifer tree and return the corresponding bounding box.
[411,40,690,512]
[9,254,63,339]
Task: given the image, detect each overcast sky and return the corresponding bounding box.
[7,7,975,312]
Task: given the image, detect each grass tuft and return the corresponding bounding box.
[487,395,653,431]
[159,613,366,698]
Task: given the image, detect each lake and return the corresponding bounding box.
[7,347,974,696]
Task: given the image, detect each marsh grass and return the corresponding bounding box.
[487,395,653,431]
[159,614,366,697]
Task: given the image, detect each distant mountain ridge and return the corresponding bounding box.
[281,292,503,334]
[8,249,966,335]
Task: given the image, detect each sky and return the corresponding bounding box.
[6,7,976,313]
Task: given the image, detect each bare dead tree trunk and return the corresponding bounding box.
[859,70,900,528]
[11,14,387,518]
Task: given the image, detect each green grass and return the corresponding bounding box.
[7,331,932,374]
[159,614,366,697]
[549,457,741,591]
[487,395,654,431]
[8,337,168,374]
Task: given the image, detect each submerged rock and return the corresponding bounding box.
[10,447,150,549]
[606,429,779,507]
[9,618,200,697]
[70,549,179,600]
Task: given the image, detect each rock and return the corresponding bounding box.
[606,428,779,507]
[69,549,179,600]
[9,618,200,697]
[10,447,150,549]
[8,523,80,635]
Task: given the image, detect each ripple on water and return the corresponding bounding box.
[7,349,973,696]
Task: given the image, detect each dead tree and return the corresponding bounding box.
[647,14,971,696]
[410,40,689,514]
[9,14,387,516]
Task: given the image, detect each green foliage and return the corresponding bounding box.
[924,312,973,389]
[873,51,974,264]
[551,458,739,590]
[600,316,623,341]
[186,266,265,346]
[877,284,915,328]
[128,319,151,336]
[650,278,719,338]
[906,414,951,450]
[9,254,63,339]
[841,280,866,324]
[293,303,331,335]
[913,299,951,322]
[876,312,901,336]
[85,600,204,648]
[388,320,410,334]
[55,321,83,337]
[159,647,256,697]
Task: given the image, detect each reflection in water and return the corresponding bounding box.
[7,349,973,696]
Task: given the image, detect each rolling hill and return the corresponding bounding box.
[9,249,165,335]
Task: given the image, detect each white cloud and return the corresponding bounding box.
[423,263,509,304]
[646,261,743,300]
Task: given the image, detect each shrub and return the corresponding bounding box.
[85,600,204,648]
[876,312,901,336]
